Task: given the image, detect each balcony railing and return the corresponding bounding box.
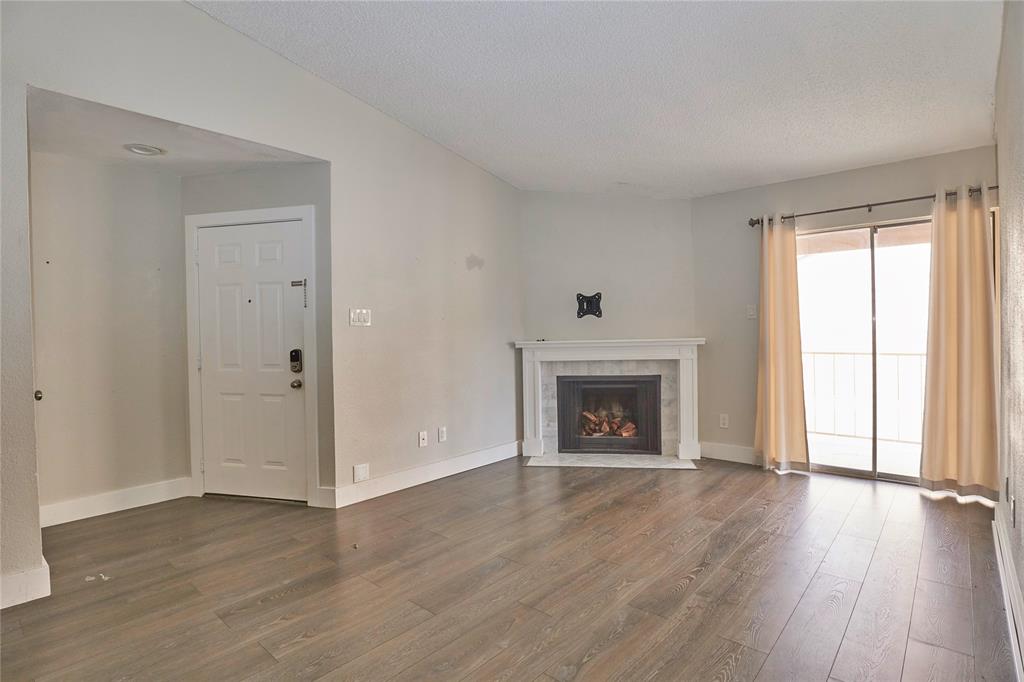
[802,351,926,445]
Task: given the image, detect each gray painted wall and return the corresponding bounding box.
[1,9,44,577]
[30,153,189,505]
[518,193,696,340]
[995,0,1024,620]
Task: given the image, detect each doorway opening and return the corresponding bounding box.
[796,219,931,482]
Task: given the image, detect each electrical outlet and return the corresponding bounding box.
[353,463,370,483]
[719,413,730,429]
[746,304,757,320]
[349,308,372,326]
[438,426,447,443]
[418,430,428,447]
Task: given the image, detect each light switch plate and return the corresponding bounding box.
[350,308,372,326]
[354,463,370,483]
[746,304,757,319]
[418,431,428,447]
[438,426,447,443]
[719,413,730,429]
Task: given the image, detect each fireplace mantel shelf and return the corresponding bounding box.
[516,338,705,460]
[514,338,705,350]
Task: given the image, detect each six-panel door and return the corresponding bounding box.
[197,221,307,500]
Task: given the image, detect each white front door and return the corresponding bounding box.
[197,220,307,500]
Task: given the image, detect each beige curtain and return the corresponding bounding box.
[921,186,999,499]
[754,215,809,471]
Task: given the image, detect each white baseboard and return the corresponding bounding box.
[1,559,51,608]
[312,486,339,509]
[522,438,542,457]
[40,476,194,527]
[993,517,1024,681]
[700,441,761,466]
[679,439,702,460]
[327,442,518,509]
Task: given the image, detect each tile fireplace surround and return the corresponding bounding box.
[515,339,706,459]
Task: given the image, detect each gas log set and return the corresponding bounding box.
[580,410,638,438]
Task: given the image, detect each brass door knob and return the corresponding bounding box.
[290,379,303,389]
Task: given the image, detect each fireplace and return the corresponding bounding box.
[556,375,661,454]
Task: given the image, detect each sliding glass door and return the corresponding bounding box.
[797,228,874,473]
[796,221,931,481]
[874,223,931,478]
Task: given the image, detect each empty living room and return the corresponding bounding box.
[2,1,1024,680]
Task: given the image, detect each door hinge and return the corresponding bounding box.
[196,356,202,371]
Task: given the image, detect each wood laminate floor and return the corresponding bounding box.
[1,459,1015,681]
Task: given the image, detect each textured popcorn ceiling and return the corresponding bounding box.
[193,1,1001,198]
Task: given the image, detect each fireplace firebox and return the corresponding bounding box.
[556,375,661,454]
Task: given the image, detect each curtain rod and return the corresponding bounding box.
[747,185,999,228]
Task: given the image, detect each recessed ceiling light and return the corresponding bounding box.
[123,143,165,156]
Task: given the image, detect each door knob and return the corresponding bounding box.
[34,390,43,401]
[290,379,303,389]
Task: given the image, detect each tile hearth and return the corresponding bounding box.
[524,453,698,469]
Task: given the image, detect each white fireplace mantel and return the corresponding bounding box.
[515,338,706,459]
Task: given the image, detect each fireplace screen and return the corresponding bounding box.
[556,375,661,454]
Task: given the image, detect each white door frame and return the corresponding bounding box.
[184,206,319,503]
